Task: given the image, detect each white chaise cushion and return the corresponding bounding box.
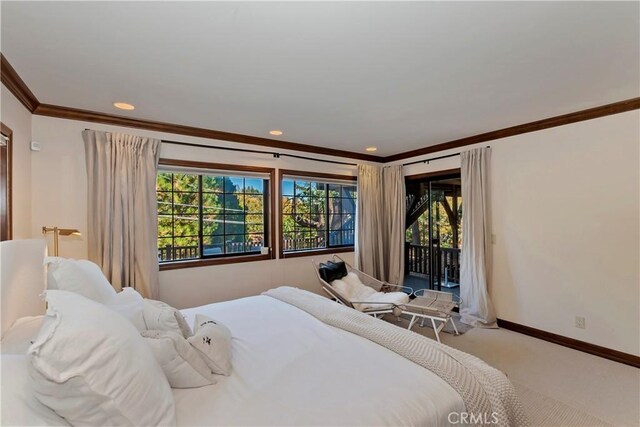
[142,330,217,388]
[353,292,409,312]
[332,272,375,302]
[44,257,116,304]
[333,272,409,312]
[188,314,233,376]
[28,290,176,426]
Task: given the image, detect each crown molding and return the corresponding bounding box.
[2,54,638,163]
[0,53,40,113]
[33,103,383,162]
[384,97,640,163]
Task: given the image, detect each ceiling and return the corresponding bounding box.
[1,1,638,157]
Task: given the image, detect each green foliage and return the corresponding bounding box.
[406,194,462,248]
[282,179,356,249]
[157,172,266,259]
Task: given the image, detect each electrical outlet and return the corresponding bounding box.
[575,316,586,329]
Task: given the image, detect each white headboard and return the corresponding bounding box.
[0,239,47,336]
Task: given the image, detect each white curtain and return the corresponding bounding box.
[356,164,385,279]
[459,147,497,327]
[382,165,405,285]
[356,164,405,284]
[83,130,161,298]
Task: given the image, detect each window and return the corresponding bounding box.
[157,160,274,268]
[280,170,356,258]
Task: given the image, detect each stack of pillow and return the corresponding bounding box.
[22,257,234,426]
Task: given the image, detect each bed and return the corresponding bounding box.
[0,240,525,426]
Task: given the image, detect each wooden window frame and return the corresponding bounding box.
[0,122,12,241]
[278,169,357,260]
[157,159,276,271]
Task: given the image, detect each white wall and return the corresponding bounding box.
[0,84,32,238]
[23,108,640,355]
[391,110,640,356]
[30,115,358,308]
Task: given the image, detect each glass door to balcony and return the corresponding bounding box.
[405,171,462,298]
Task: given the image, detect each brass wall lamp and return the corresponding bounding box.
[42,226,81,256]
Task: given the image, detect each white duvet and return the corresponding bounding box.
[176,295,464,426]
[1,294,465,426]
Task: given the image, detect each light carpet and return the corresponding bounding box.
[391,322,639,426]
[514,381,609,426]
[384,316,608,425]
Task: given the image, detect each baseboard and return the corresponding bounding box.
[496,318,640,369]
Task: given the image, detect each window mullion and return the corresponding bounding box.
[198,175,203,260]
[325,186,330,249]
[171,174,175,261]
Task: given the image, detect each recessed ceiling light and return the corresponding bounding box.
[113,102,135,111]
[269,130,283,136]
[365,147,378,152]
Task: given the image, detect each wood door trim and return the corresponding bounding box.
[405,168,462,182]
[0,122,13,240]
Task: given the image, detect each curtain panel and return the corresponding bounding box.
[382,165,405,285]
[83,130,161,298]
[459,147,497,327]
[356,164,405,284]
[356,164,385,279]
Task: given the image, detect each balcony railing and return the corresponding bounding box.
[160,231,355,262]
[158,242,263,262]
[406,244,461,286]
[282,236,325,252]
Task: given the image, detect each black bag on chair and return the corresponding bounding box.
[318,260,348,283]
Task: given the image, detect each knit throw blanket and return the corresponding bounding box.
[264,287,528,427]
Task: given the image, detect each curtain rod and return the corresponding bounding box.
[84,128,487,168]
[402,146,491,167]
[161,139,358,166]
[83,129,357,166]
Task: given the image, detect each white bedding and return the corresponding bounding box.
[176,295,464,426]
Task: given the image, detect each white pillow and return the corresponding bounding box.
[144,299,193,338]
[188,314,233,376]
[28,290,176,426]
[105,287,146,332]
[1,354,69,426]
[142,330,217,388]
[1,316,44,355]
[44,257,116,304]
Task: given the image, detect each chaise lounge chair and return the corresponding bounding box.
[313,255,413,318]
